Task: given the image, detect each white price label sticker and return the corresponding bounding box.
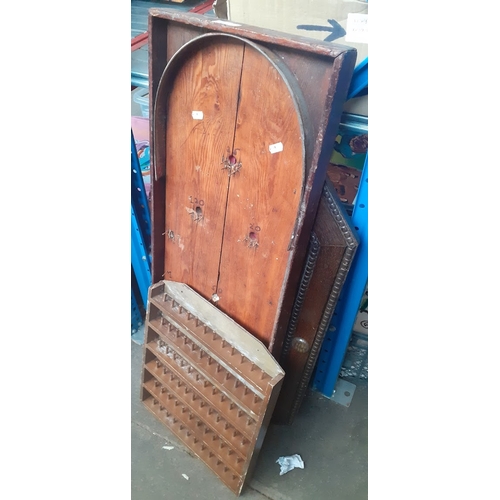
[192,110,204,120]
[345,13,368,44]
[269,142,284,154]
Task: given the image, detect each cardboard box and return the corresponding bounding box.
[214,0,368,65]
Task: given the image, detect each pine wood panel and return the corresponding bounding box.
[216,45,305,346]
[163,39,244,300]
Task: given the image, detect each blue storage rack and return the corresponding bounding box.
[313,58,368,397]
[347,57,368,100]
[131,131,151,252]
[313,156,368,396]
[131,130,152,335]
[131,287,143,333]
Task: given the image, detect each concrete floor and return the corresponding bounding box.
[131,340,368,500]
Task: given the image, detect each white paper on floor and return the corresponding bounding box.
[276,454,305,475]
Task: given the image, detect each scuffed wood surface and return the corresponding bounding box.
[217,44,304,346]
[149,9,354,58]
[163,38,244,300]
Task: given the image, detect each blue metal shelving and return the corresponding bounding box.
[313,156,368,397]
[313,58,368,397]
[347,57,368,100]
[131,287,143,333]
[131,204,152,307]
[131,131,151,252]
[131,130,152,335]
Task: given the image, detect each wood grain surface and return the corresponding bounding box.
[161,38,305,347]
[163,39,244,300]
[216,44,304,346]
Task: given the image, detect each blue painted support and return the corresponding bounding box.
[131,204,152,308]
[131,288,143,333]
[347,57,368,100]
[313,155,368,397]
[131,130,151,252]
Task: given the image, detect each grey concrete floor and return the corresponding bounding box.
[132,340,367,500]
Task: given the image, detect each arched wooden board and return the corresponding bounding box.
[160,37,245,299]
[216,44,305,346]
[155,34,306,347]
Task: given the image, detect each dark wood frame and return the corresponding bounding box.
[148,10,356,359]
[273,178,358,424]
